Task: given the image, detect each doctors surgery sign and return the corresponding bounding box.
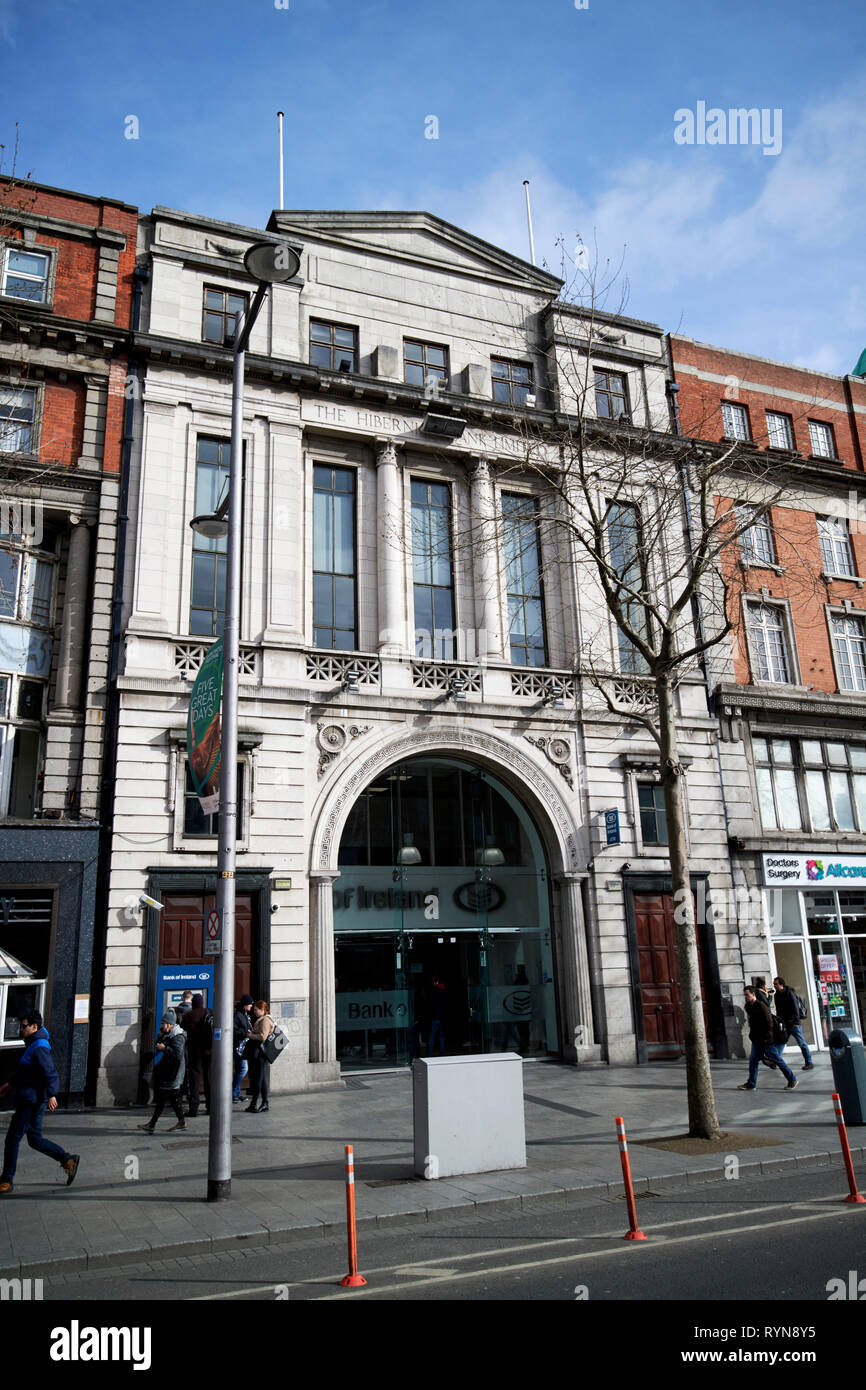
[762,853,866,887]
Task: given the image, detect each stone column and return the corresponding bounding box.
[309,870,340,1063]
[55,520,92,711]
[557,871,600,1062]
[468,456,504,661]
[375,438,406,653]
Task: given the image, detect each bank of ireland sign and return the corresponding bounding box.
[763,853,866,887]
[187,637,223,815]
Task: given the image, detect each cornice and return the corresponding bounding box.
[716,682,866,720]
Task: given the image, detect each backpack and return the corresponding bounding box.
[796,993,808,1020]
[771,1013,788,1047]
[261,1016,288,1065]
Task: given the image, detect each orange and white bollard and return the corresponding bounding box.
[339,1144,368,1287]
[615,1116,647,1241]
[831,1093,866,1205]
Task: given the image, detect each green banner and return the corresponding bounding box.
[187,637,223,813]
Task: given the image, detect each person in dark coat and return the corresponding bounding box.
[738,987,797,1091]
[773,976,814,1069]
[174,990,193,1026]
[233,994,254,1103]
[181,992,213,1117]
[138,1010,187,1132]
[0,1010,79,1194]
[245,1001,274,1113]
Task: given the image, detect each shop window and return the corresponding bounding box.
[0,889,52,1042]
[753,735,866,834]
[637,781,668,844]
[313,464,356,650]
[502,493,547,667]
[411,479,455,659]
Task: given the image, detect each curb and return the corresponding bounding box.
[1,1146,862,1280]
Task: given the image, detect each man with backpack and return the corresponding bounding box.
[181,992,213,1117]
[738,986,798,1091]
[773,976,814,1070]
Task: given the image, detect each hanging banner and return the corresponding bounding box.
[187,637,223,814]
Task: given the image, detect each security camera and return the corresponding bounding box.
[139,893,163,912]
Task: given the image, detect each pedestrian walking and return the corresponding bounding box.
[138,1010,187,1132]
[738,986,798,1091]
[233,993,254,1103]
[0,1011,79,1195]
[245,1000,274,1113]
[181,992,213,1117]
[773,976,814,1070]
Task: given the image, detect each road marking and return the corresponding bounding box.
[189,1193,857,1300]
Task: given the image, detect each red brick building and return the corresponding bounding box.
[670,334,866,1056]
[0,179,138,1100]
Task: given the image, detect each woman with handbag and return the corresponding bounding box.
[245,1000,274,1113]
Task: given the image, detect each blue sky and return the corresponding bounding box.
[2,0,864,372]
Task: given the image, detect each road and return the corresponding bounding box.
[41,1167,866,1303]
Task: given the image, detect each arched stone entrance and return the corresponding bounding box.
[308,727,598,1069]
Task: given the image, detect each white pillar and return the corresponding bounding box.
[557,871,600,1062]
[376,438,407,654]
[469,456,504,661]
[309,870,340,1063]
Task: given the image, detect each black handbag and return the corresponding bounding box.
[261,1017,288,1065]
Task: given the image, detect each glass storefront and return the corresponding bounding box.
[334,759,558,1071]
[767,879,866,1047]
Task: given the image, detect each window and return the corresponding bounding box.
[637,782,668,844]
[594,370,630,422]
[0,675,45,820]
[492,359,533,406]
[831,614,866,693]
[721,402,751,441]
[404,340,448,389]
[502,494,547,667]
[808,420,836,459]
[744,601,793,683]
[0,542,55,626]
[0,386,37,455]
[1,246,50,303]
[310,321,358,373]
[738,511,776,568]
[202,287,248,346]
[313,465,356,650]
[765,411,794,450]
[818,516,856,577]
[183,762,245,839]
[606,501,649,674]
[411,480,454,659]
[189,438,230,637]
[754,735,866,835]
[751,737,803,831]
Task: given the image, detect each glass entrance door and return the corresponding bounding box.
[335,932,411,1070]
[406,930,488,1058]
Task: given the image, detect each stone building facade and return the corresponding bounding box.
[97,208,755,1103]
[0,179,137,1100]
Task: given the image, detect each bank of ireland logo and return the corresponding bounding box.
[503,990,531,1017]
[807,859,824,881]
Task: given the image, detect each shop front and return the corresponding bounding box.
[764,853,866,1049]
[333,758,559,1071]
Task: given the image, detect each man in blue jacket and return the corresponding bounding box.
[0,1010,79,1195]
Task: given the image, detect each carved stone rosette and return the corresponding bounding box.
[523,733,574,789]
[316,722,372,777]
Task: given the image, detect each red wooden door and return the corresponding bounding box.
[633,892,711,1059]
[160,892,254,1002]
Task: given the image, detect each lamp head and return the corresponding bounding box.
[243,241,300,285]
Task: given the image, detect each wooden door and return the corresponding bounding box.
[633,891,711,1059]
[160,892,254,1001]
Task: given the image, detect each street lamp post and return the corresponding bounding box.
[190,240,300,1201]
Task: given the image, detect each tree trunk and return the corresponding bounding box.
[657,675,722,1140]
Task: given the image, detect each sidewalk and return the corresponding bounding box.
[1,1055,862,1277]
